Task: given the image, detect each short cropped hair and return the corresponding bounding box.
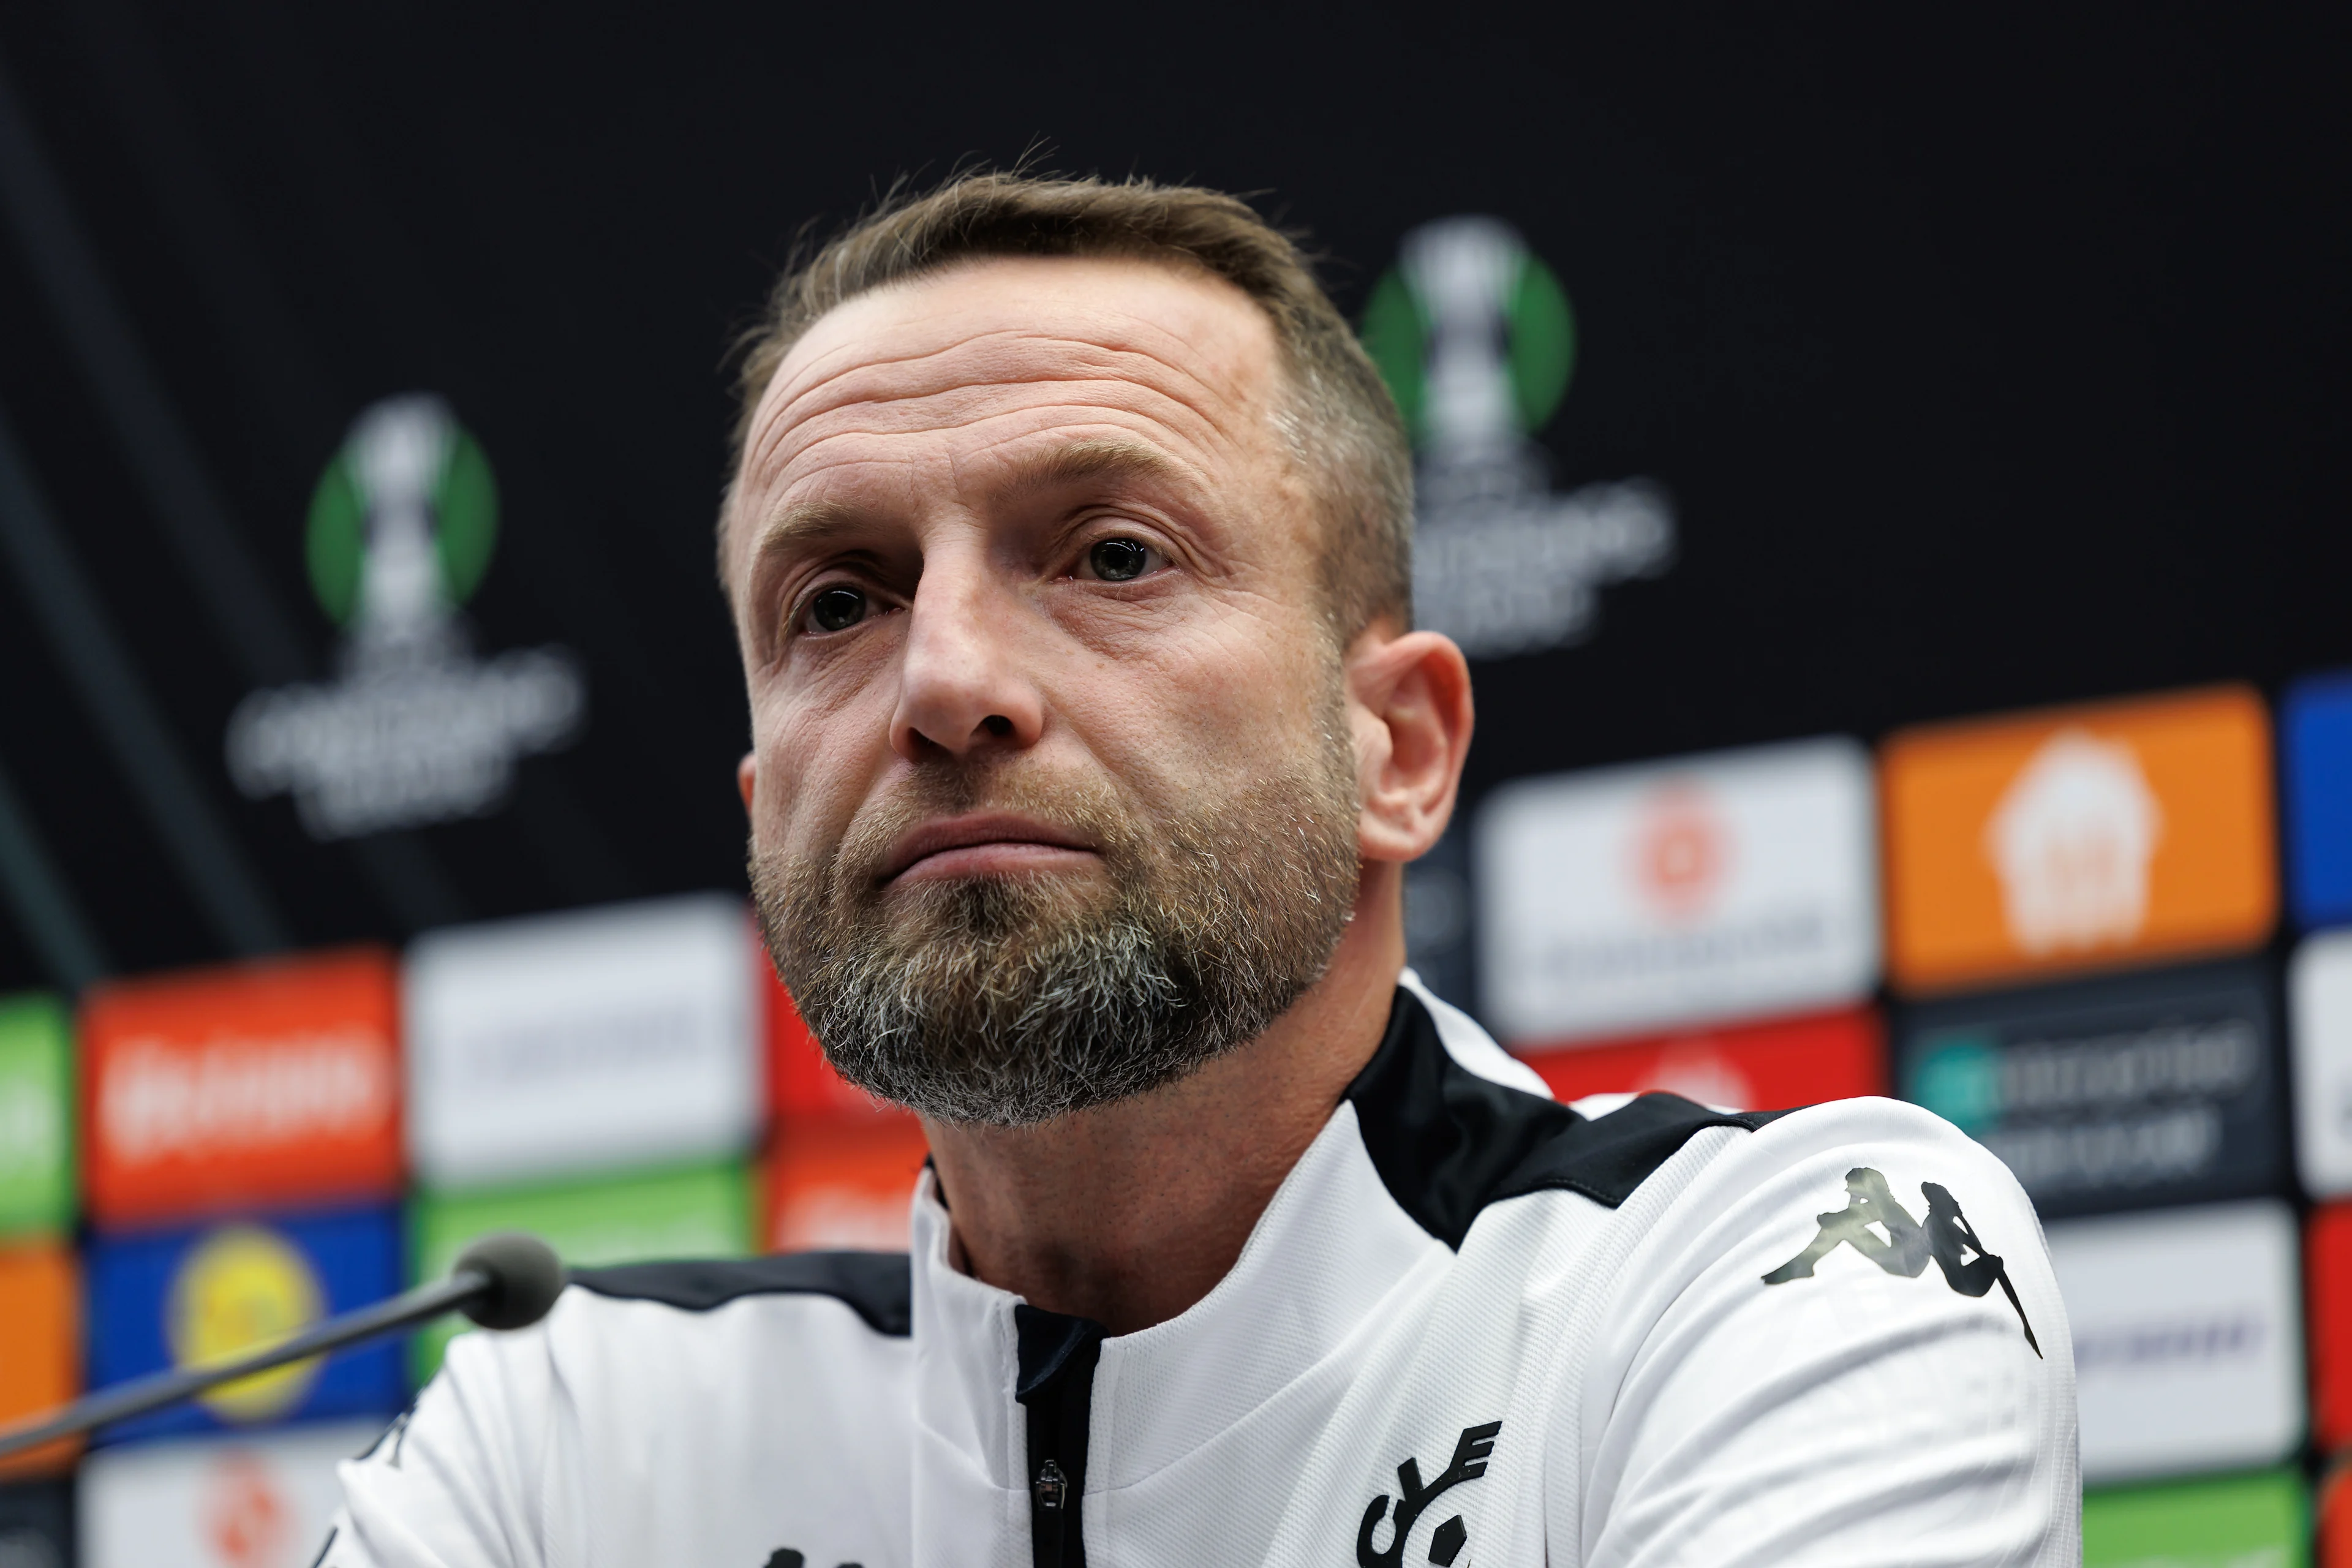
[726,171,1414,636]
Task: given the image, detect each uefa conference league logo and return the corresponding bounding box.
[225,395,584,840]
[1363,218,1674,659]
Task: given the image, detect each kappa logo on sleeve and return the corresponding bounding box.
[1357,1420,1501,1568]
[1763,1167,2041,1355]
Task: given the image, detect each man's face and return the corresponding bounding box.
[726,257,1365,1125]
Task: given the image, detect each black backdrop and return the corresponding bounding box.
[0,3,2345,993]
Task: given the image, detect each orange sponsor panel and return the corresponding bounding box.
[0,1240,79,1477]
[764,1118,932,1254]
[80,949,402,1226]
[1520,1008,1885,1112]
[1882,685,2275,993]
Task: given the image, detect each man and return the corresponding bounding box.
[326,172,2077,1566]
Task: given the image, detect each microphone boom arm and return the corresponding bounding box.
[0,1231,565,1463]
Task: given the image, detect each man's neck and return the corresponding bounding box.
[920,872,1407,1335]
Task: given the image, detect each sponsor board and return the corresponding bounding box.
[409,1159,751,1382]
[406,895,761,1188]
[2310,1204,2352,1453]
[2049,1199,2303,1483]
[86,1208,402,1442]
[0,997,70,1240]
[1898,962,2285,1219]
[1518,1007,1883,1112]
[0,1478,72,1568]
[78,1418,384,1568]
[80,952,401,1227]
[1476,737,1878,1044]
[1883,685,2277,993]
[2286,671,2352,930]
[764,1119,931,1253]
[2294,931,2352,1199]
[0,1244,77,1478]
[761,959,913,1127]
[2082,1468,2307,1568]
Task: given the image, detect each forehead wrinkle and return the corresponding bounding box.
[757,377,1252,508]
[734,282,1289,568]
[779,278,1269,390]
[765,333,1253,455]
[763,287,1273,427]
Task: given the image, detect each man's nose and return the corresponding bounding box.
[888,549,1046,763]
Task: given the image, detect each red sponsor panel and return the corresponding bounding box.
[760,956,918,1128]
[81,950,402,1226]
[1518,1007,1885,1112]
[764,1118,932,1254]
[2313,1204,2352,1452]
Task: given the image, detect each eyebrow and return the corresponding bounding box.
[748,496,868,580]
[745,437,1191,580]
[988,436,1188,502]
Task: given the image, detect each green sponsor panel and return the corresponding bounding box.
[409,1158,753,1384]
[2084,1468,2307,1568]
[0,994,73,1239]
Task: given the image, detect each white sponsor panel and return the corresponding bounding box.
[80,1419,383,1568]
[2292,929,2352,1198]
[2048,1199,2302,1483]
[1475,737,1878,1044]
[405,894,761,1187]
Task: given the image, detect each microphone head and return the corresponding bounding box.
[453,1232,569,1330]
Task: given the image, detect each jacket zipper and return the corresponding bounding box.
[1033,1457,1071,1566]
[1015,1306,1106,1568]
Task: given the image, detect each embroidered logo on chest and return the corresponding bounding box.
[1356,1420,1501,1567]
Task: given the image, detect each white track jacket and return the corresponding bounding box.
[322,978,2079,1567]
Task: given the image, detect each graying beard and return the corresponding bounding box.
[753,748,1360,1128]
[802,882,1234,1125]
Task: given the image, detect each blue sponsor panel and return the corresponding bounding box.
[85,1204,404,1443]
[2286,671,2352,930]
[1898,961,2285,1221]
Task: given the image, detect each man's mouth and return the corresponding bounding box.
[880,813,1101,885]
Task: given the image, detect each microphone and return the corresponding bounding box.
[0,1231,567,1463]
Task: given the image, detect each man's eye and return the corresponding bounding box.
[804,586,869,633]
[1084,538,1161,582]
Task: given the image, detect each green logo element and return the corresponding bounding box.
[1907,1033,2005,1134]
[409,1159,752,1382]
[305,398,498,625]
[1359,219,1577,445]
[0,993,74,1240]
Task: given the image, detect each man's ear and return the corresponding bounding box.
[737,752,758,816]
[1346,628,1474,864]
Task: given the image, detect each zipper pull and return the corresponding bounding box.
[1035,1457,1068,1513]
[1034,1458,1069,1566]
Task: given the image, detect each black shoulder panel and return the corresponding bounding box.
[569,1251,913,1336]
[1344,989,1782,1248]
